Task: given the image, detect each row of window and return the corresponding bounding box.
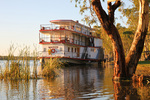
[68,47,77,52]
[91,48,96,52]
[43,47,96,52]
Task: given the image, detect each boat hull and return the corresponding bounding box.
[39,57,103,65]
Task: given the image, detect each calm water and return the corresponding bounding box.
[0,60,150,100]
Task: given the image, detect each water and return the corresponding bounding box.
[0,60,150,100]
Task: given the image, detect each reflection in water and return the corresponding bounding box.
[113,81,140,100]
[37,65,114,100]
[0,63,150,100]
[114,81,150,100]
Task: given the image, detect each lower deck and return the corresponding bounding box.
[39,43,104,61]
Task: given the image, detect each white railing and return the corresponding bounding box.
[39,35,86,46]
[40,24,98,37]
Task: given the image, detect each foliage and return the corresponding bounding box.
[94,26,113,58]
[72,0,149,59]
[95,23,134,58]
[119,0,150,58]
[116,23,134,56]
[42,58,64,78]
[71,0,99,26]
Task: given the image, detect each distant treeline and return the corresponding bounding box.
[0,56,39,60]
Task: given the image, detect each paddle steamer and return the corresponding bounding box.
[39,20,104,64]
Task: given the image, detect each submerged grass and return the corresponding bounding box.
[0,44,63,80]
[1,44,31,80]
[42,58,64,79]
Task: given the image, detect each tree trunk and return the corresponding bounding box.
[92,0,126,80]
[107,25,126,80]
[125,0,149,78]
[92,0,149,80]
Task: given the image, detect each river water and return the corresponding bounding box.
[0,60,150,100]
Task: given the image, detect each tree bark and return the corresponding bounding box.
[92,0,149,80]
[92,0,126,80]
[125,0,149,78]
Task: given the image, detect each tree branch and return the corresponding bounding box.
[112,0,121,11]
[125,0,149,77]
[91,0,109,30]
[107,0,121,23]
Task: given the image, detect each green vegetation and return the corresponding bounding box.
[119,0,150,59]
[138,61,150,64]
[0,44,63,80]
[0,44,32,80]
[42,58,64,78]
[73,0,150,61]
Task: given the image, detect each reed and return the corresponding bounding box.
[9,61,21,80]
[0,65,3,79]
[31,44,39,79]
[1,44,64,80]
[2,44,31,80]
[3,43,16,79]
[22,46,30,80]
[42,58,64,78]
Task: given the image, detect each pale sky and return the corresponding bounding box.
[0,0,131,56]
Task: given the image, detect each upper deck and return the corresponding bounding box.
[39,20,99,38]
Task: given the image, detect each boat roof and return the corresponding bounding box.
[50,20,93,30]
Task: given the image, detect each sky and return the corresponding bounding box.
[0,0,131,56]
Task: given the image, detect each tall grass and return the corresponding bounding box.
[42,58,64,78]
[31,44,38,79]
[2,44,31,80]
[0,65,3,79]
[1,44,64,80]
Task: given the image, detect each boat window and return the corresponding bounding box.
[94,48,96,52]
[68,47,70,52]
[75,48,76,52]
[71,48,73,52]
[60,47,62,51]
[91,48,94,52]
[43,48,46,52]
[76,25,81,32]
[51,35,54,42]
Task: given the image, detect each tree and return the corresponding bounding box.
[74,0,149,80]
[119,0,150,60]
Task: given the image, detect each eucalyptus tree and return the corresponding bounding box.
[119,0,150,58]
[73,0,149,80]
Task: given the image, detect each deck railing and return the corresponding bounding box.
[39,36,86,46]
[40,24,98,38]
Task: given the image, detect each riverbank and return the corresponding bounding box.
[136,63,150,77]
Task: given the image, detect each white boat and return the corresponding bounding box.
[39,20,104,64]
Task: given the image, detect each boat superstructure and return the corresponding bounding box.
[39,20,104,64]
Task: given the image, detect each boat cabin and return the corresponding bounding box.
[39,20,104,63]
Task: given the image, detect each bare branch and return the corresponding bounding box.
[107,0,121,23]
[112,0,121,10]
